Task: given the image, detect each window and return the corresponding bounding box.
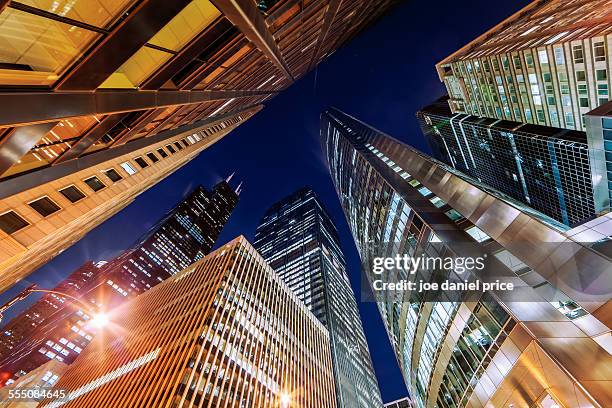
[554,47,565,65]
[579,97,589,108]
[174,142,184,151]
[156,148,168,158]
[465,226,491,242]
[538,50,548,64]
[146,152,159,163]
[596,69,608,81]
[84,176,106,192]
[120,162,137,175]
[59,186,86,203]
[104,168,123,182]
[576,70,586,81]
[572,44,584,64]
[0,211,29,234]
[134,157,149,168]
[598,84,609,96]
[513,56,522,69]
[29,197,61,217]
[593,41,606,62]
[166,144,176,154]
[181,139,189,147]
[525,54,534,67]
[430,196,446,208]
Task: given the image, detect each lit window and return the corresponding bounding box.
[538,50,548,64]
[120,162,137,175]
[465,226,491,242]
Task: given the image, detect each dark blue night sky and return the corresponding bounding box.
[1,0,531,402]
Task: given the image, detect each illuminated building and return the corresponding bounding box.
[39,237,336,408]
[436,0,611,131]
[0,0,399,292]
[322,108,611,408]
[0,180,237,384]
[254,188,383,407]
[417,97,596,226]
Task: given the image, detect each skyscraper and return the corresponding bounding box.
[436,0,611,131]
[385,397,414,408]
[0,0,400,290]
[417,96,596,226]
[254,188,383,408]
[39,237,337,408]
[322,108,611,408]
[0,180,238,384]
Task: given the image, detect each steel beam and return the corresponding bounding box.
[211,0,294,81]
[0,89,275,127]
[54,114,125,163]
[55,0,192,90]
[0,122,58,176]
[306,0,342,72]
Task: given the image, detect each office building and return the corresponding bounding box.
[254,188,383,408]
[0,180,237,384]
[586,100,612,215]
[417,97,596,226]
[322,108,611,408]
[38,237,337,408]
[385,397,414,408]
[436,0,611,131]
[0,0,400,291]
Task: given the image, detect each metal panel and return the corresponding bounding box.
[0,122,58,176]
[55,0,193,90]
[0,89,275,127]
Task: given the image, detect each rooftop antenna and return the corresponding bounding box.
[236,181,244,195]
[225,172,236,183]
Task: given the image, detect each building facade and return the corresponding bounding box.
[0,0,400,291]
[39,237,337,408]
[436,0,611,131]
[417,97,596,226]
[586,100,612,215]
[0,180,238,384]
[322,109,611,408]
[254,188,383,408]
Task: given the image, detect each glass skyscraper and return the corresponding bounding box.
[322,108,611,408]
[417,97,596,226]
[0,180,238,385]
[254,188,383,408]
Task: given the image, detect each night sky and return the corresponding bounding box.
[1,0,531,402]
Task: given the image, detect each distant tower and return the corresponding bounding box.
[255,188,383,408]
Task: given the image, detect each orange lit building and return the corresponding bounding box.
[0,0,399,292]
[38,236,337,408]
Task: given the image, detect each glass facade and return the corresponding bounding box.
[321,108,611,408]
[418,97,596,226]
[254,188,383,408]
